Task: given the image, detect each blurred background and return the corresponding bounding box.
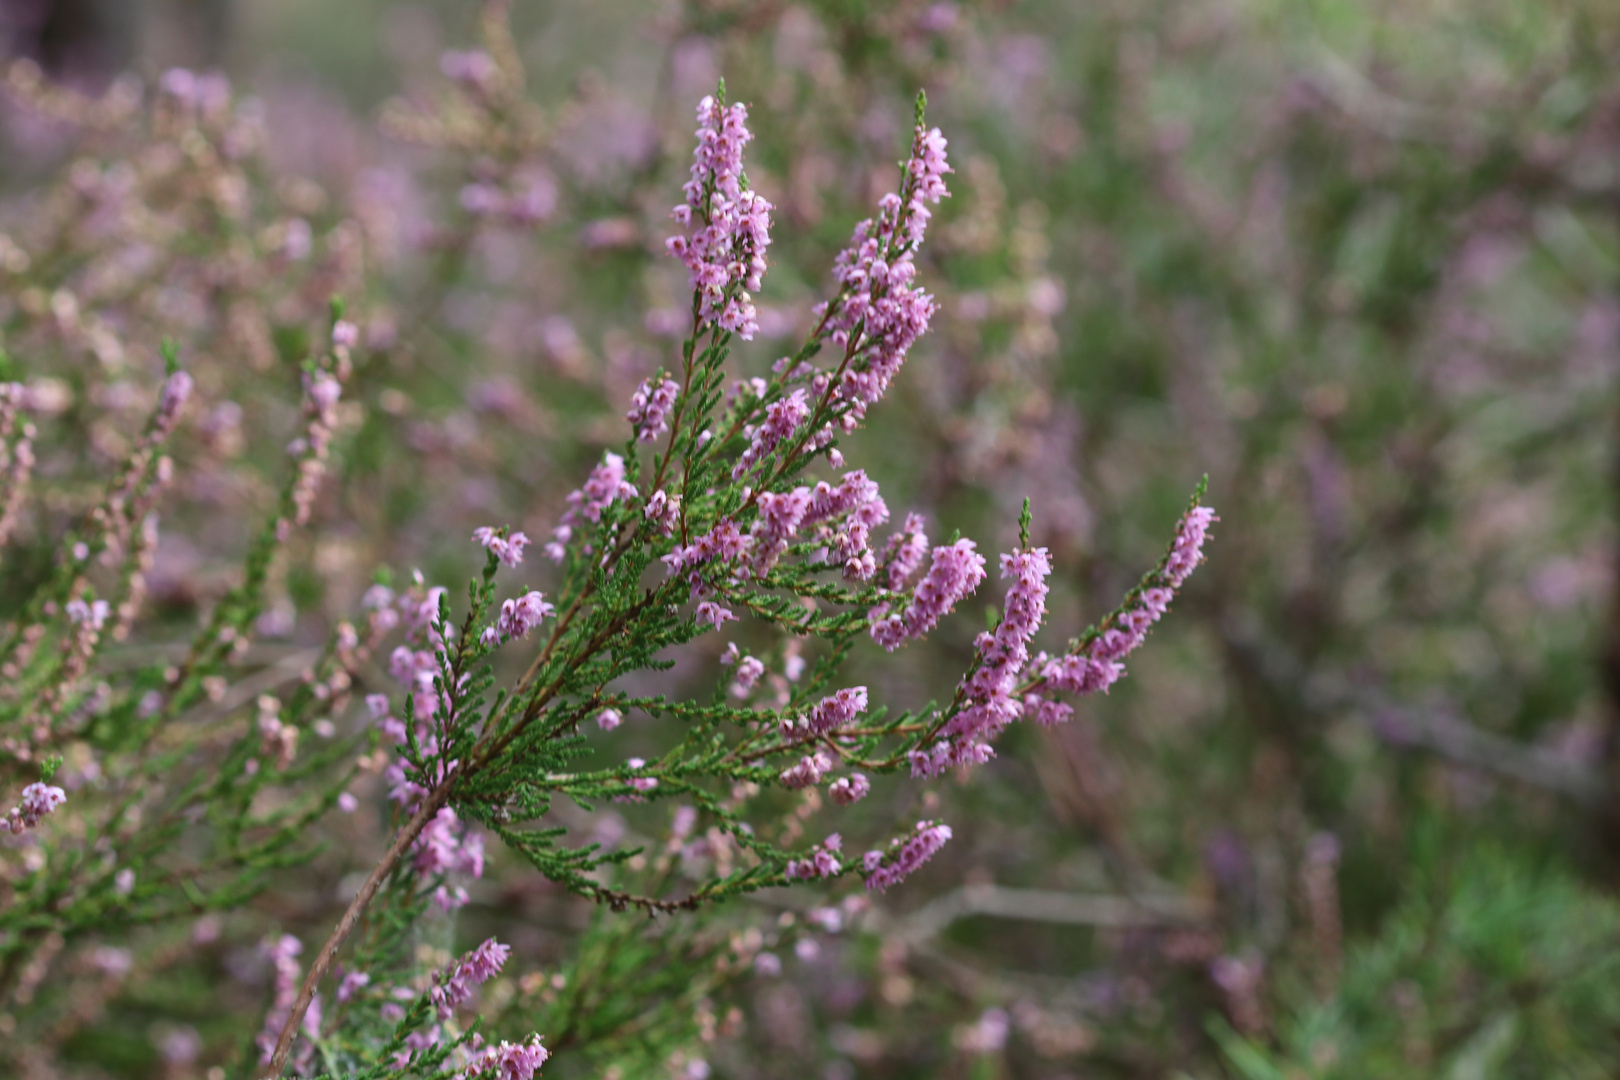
[3,0,1620,1076]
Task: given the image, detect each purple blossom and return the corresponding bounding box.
[464,1035,550,1080]
[695,601,736,629]
[906,739,995,779]
[645,489,681,536]
[473,527,531,568]
[785,833,843,880]
[336,971,370,1003]
[807,686,867,735]
[624,758,659,794]
[829,773,870,805]
[490,591,554,644]
[430,937,511,1020]
[864,821,953,892]
[255,935,319,1065]
[748,486,813,576]
[780,750,833,790]
[731,655,765,697]
[440,49,499,94]
[733,389,809,479]
[811,123,952,421]
[666,95,774,339]
[331,320,359,349]
[881,513,930,589]
[869,538,988,650]
[1036,505,1216,704]
[664,519,750,579]
[66,598,111,631]
[626,377,680,442]
[157,370,194,433]
[4,782,66,832]
[930,547,1051,769]
[412,808,485,911]
[596,708,623,731]
[546,453,637,561]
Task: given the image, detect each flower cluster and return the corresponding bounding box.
[912,547,1051,778]
[473,526,531,568]
[1038,505,1216,700]
[484,591,554,646]
[431,937,512,1019]
[814,122,952,425]
[414,807,487,912]
[880,512,930,590]
[828,773,871,805]
[806,686,868,736]
[666,94,773,338]
[645,488,681,536]
[545,452,637,561]
[780,750,835,790]
[732,389,810,479]
[462,1036,550,1080]
[284,360,348,538]
[0,382,36,548]
[870,539,989,649]
[65,598,111,631]
[864,821,953,892]
[3,782,66,833]
[627,377,681,442]
[785,834,843,880]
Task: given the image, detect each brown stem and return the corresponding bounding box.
[261,783,452,1078]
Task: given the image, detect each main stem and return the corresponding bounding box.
[261,782,453,1077]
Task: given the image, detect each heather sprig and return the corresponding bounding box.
[248,85,1213,1075]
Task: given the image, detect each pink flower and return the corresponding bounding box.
[473,527,531,567]
[780,751,833,790]
[733,389,810,479]
[626,378,680,442]
[810,123,951,420]
[412,808,484,911]
[865,821,953,892]
[492,591,554,643]
[807,687,867,735]
[829,773,870,805]
[465,1035,550,1080]
[546,453,637,561]
[1034,504,1216,709]
[668,95,773,339]
[664,519,750,579]
[881,513,930,589]
[645,489,681,536]
[5,782,66,832]
[157,370,194,432]
[66,598,110,631]
[255,934,317,1064]
[430,937,511,1019]
[747,486,813,576]
[731,655,765,697]
[695,601,737,629]
[784,834,844,881]
[869,538,987,649]
[930,547,1051,767]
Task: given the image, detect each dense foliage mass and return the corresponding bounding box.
[0,0,1618,1077]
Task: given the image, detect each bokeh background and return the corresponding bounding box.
[4,0,1620,1076]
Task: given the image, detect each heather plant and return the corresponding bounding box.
[0,21,1215,1073]
[8,0,1620,1076]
